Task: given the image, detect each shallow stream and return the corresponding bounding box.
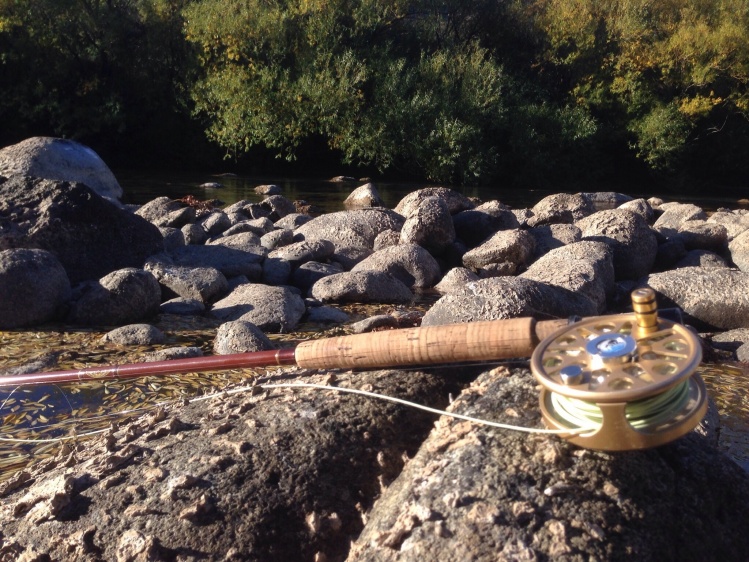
[2,310,748,482]
[2,174,748,481]
[116,170,749,211]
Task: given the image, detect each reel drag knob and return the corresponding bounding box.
[530,288,708,451]
[585,333,637,370]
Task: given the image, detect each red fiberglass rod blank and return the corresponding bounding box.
[0,349,299,387]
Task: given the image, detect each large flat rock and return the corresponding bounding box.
[0,369,463,562]
[350,367,749,561]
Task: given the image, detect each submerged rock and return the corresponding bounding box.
[142,347,204,362]
[100,324,167,345]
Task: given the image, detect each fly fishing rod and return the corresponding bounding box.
[1,288,707,451]
[0,317,570,386]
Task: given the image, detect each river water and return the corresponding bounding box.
[115,171,749,474]
[116,170,748,212]
[1,172,748,481]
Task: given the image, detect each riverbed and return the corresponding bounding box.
[2,174,749,482]
[3,311,749,481]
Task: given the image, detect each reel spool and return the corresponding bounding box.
[530,288,707,451]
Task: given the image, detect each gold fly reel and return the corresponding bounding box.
[530,288,708,451]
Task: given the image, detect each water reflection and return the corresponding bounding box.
[699,363,749,472]
[116,170,747,212]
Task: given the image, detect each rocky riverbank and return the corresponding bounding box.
[2,137,749,561]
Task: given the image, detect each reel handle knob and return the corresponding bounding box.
[631,287,659,336]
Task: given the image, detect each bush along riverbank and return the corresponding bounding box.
[2,138,749,560]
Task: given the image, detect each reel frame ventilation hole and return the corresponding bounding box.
[530,289,708,451]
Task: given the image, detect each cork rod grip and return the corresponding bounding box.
[294,317,541,370]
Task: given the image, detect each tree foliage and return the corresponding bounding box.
[536,0,749,178]
[182,0,599,184]
[1,0,748,186]
[0,0,197,162]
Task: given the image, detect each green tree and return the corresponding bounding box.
[536,0,749,179]
[184,0,598,184]
[0,0,198,163]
